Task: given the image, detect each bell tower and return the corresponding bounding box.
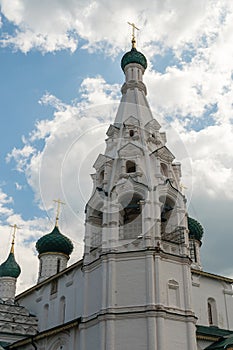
[80,31,198,350]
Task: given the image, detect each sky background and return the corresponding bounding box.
[0,0,233,293]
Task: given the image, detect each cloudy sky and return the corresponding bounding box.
[0,0,233,293]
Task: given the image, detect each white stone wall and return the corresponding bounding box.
[18,262,83,332]
[192,272,233,329]
[0,276,16,301]
[38,253,69,283]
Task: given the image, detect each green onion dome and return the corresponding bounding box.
[121,47,147,71]
[36,226,73,256]
[0,252,21,278]
[188,217,204,241]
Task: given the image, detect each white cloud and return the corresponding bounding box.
[15,182,23,190]
[0,0,232,55]
[0,189,13,217]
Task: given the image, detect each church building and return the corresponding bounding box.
[0,32,233,350]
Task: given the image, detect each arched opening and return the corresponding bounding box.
[160,197,174,233]
[99,170,104,185]
[161,163,168,177]
[89,208,103,227]
[208,298,218,326]
[120,193,142,239]
[88,206,103,249]
[129,129,134,137]
[160,196,182,243]
[126,160,136,173]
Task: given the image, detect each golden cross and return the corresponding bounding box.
[127,22,139,48]
[53,198,65,227]
[9,224,21,253]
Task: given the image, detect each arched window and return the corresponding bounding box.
[43,304,49,329]
[59,296,66,324]
[57,258,61,274]
[126,160,136,173]
[208,298,217,326]
[129,129,134,137]
[120,194,142,239]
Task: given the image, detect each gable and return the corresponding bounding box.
[93,154,113,170]
[124,115,140,126]
[118,142,144,157]
[151,146,175,162]
[145,119,161,131]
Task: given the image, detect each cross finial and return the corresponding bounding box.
[53,199,65,227]
[9,224,21,253]
[128,22,139,49]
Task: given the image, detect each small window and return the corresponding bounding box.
[51,279,58,295]
[126,160,136,173]
[207,298,217,326]
[129,130,134,137]
[208,302,213,325]
[57,258,61,274]
[99,170,104,184]
[151,133,155,138]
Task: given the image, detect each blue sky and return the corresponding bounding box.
[0,0,233,292]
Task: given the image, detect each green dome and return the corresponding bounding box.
[36,226,73,256]
[121,48,147,71]
[188,217,204,241]
[0,252,21,278]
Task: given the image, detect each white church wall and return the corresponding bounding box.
[192,273,233,329]
[114,317,148,350]
[157,257,192,311]
[16,262,84,332]
[84,263,103,316]
[115,255,147,307]
[164,318,196,350]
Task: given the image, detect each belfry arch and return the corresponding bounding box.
[119,192,143,240]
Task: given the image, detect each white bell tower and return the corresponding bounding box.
[80,29,197,350]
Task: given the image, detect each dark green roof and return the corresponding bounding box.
[0,341,10,349]
[206,334,233,349]
[36,226,73,256]
[196,325,233,338]
[188,216,204,241]
[121,48,147,71]
[0,252,21,278]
